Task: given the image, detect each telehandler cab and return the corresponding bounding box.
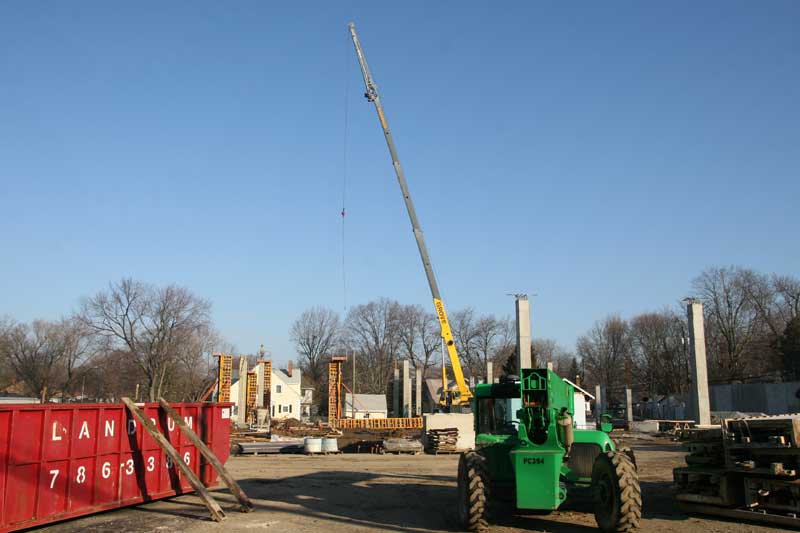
[458,368,641,532]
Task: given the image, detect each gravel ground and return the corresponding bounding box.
[37,439,789,532]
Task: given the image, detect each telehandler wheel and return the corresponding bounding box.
[591,451,641,533]
[457,451,490,532]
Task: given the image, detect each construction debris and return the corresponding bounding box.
[426,428,459,454]
[674,413,800,528]
[383,437,423,455]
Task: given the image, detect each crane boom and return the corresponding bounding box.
[348,23,472,406]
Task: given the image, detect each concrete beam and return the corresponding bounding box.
[486,361,493,384]
[687,300,711,426]
[402,360,412,418]
[392,366,400,417]
[237,357,248,422]
[595,384,602,417]
[415,368,422,416]
[516,296,532,370]
[626,388,633,426]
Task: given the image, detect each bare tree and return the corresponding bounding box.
[397,304,439,376]
[80,278,212,401]
[693,267,761,380]
[629,309,689,397]
[2,320,77,401]
[290,307,341,393]
[450,307,481,377]
[343,299,401,394]
[577,315,632,399]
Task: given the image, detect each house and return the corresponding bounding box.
[229,361,303,423]
[343,393,388,419]
[563,378,595,429]
[269,364,302,420]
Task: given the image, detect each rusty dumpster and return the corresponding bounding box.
[0,402,232,532]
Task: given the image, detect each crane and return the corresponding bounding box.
[348,23,472,408]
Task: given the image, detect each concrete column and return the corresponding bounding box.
[595,384,602,417]
[687,300,711,426]
[486,361,493,384]
[237,357,248,423]
[392,366,400,417]
[402,360,412,417]
[255,362,265,408]
[469,376,475,390]
[415,368,422,416]
[626,388,633,426]
[516,295,532,370]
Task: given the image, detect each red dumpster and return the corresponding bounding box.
[0,402,232,532]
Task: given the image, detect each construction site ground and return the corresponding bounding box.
[38,437,788,533]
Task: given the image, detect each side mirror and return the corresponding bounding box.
[599,413,613,433]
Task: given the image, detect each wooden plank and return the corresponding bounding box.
[120,397,226,522]
[158,398,254,512]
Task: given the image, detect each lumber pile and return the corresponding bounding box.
[426,428,458,453]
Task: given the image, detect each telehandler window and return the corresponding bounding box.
[477,398,517,435]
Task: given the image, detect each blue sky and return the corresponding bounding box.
[1,2,798,366]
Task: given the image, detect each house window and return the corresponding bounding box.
[276,385,282,393]
[289,404,292,413]
[271,405,275,417]
[283,405,289,413]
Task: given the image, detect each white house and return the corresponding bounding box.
[563,378,595,430]
[270,365,302,420]
[229,361,303,423]
[343,393,388,419]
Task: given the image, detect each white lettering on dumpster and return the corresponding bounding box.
[167,418,175,432]
[52,422,62,441]
[105,419,114,437]
[184,416,193,429]
[78,421,90,439]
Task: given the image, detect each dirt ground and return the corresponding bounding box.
[38,438,790,533]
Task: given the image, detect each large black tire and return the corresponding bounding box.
[457,451,490,532]
[618,446,637,470]
[591,451,641,532]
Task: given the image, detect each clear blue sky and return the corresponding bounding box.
[1,2,798,367]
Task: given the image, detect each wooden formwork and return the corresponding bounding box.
[215,354,233,403]
[333,417,423,430]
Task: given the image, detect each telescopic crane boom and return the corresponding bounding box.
[348,23,472,407]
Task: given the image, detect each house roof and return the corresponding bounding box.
[273,367,301,385]
[563,378,595,400]
[344,393,387,413]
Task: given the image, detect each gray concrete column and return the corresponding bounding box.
[595,384,602,417]
[415,368,423,416]
[468,376,475,390]
[255,362,264,408]
[402,360,412,417]
[516,295,532,370]
[626,388,633,426]
[687,300,711,426]
[392,366,400,417]
[237,357,248,422]
[486,361,493,384]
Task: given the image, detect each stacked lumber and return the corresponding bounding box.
[427,428,458,453]
[383,438,423,454]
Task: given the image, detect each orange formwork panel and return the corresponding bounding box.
[333,417,423,430]
[0,402,233,532]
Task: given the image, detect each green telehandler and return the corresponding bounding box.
[458,368,641,532]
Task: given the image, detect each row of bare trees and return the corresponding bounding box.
[578,266,800,401]
[290,298,577,409]
[0,278,225,402]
